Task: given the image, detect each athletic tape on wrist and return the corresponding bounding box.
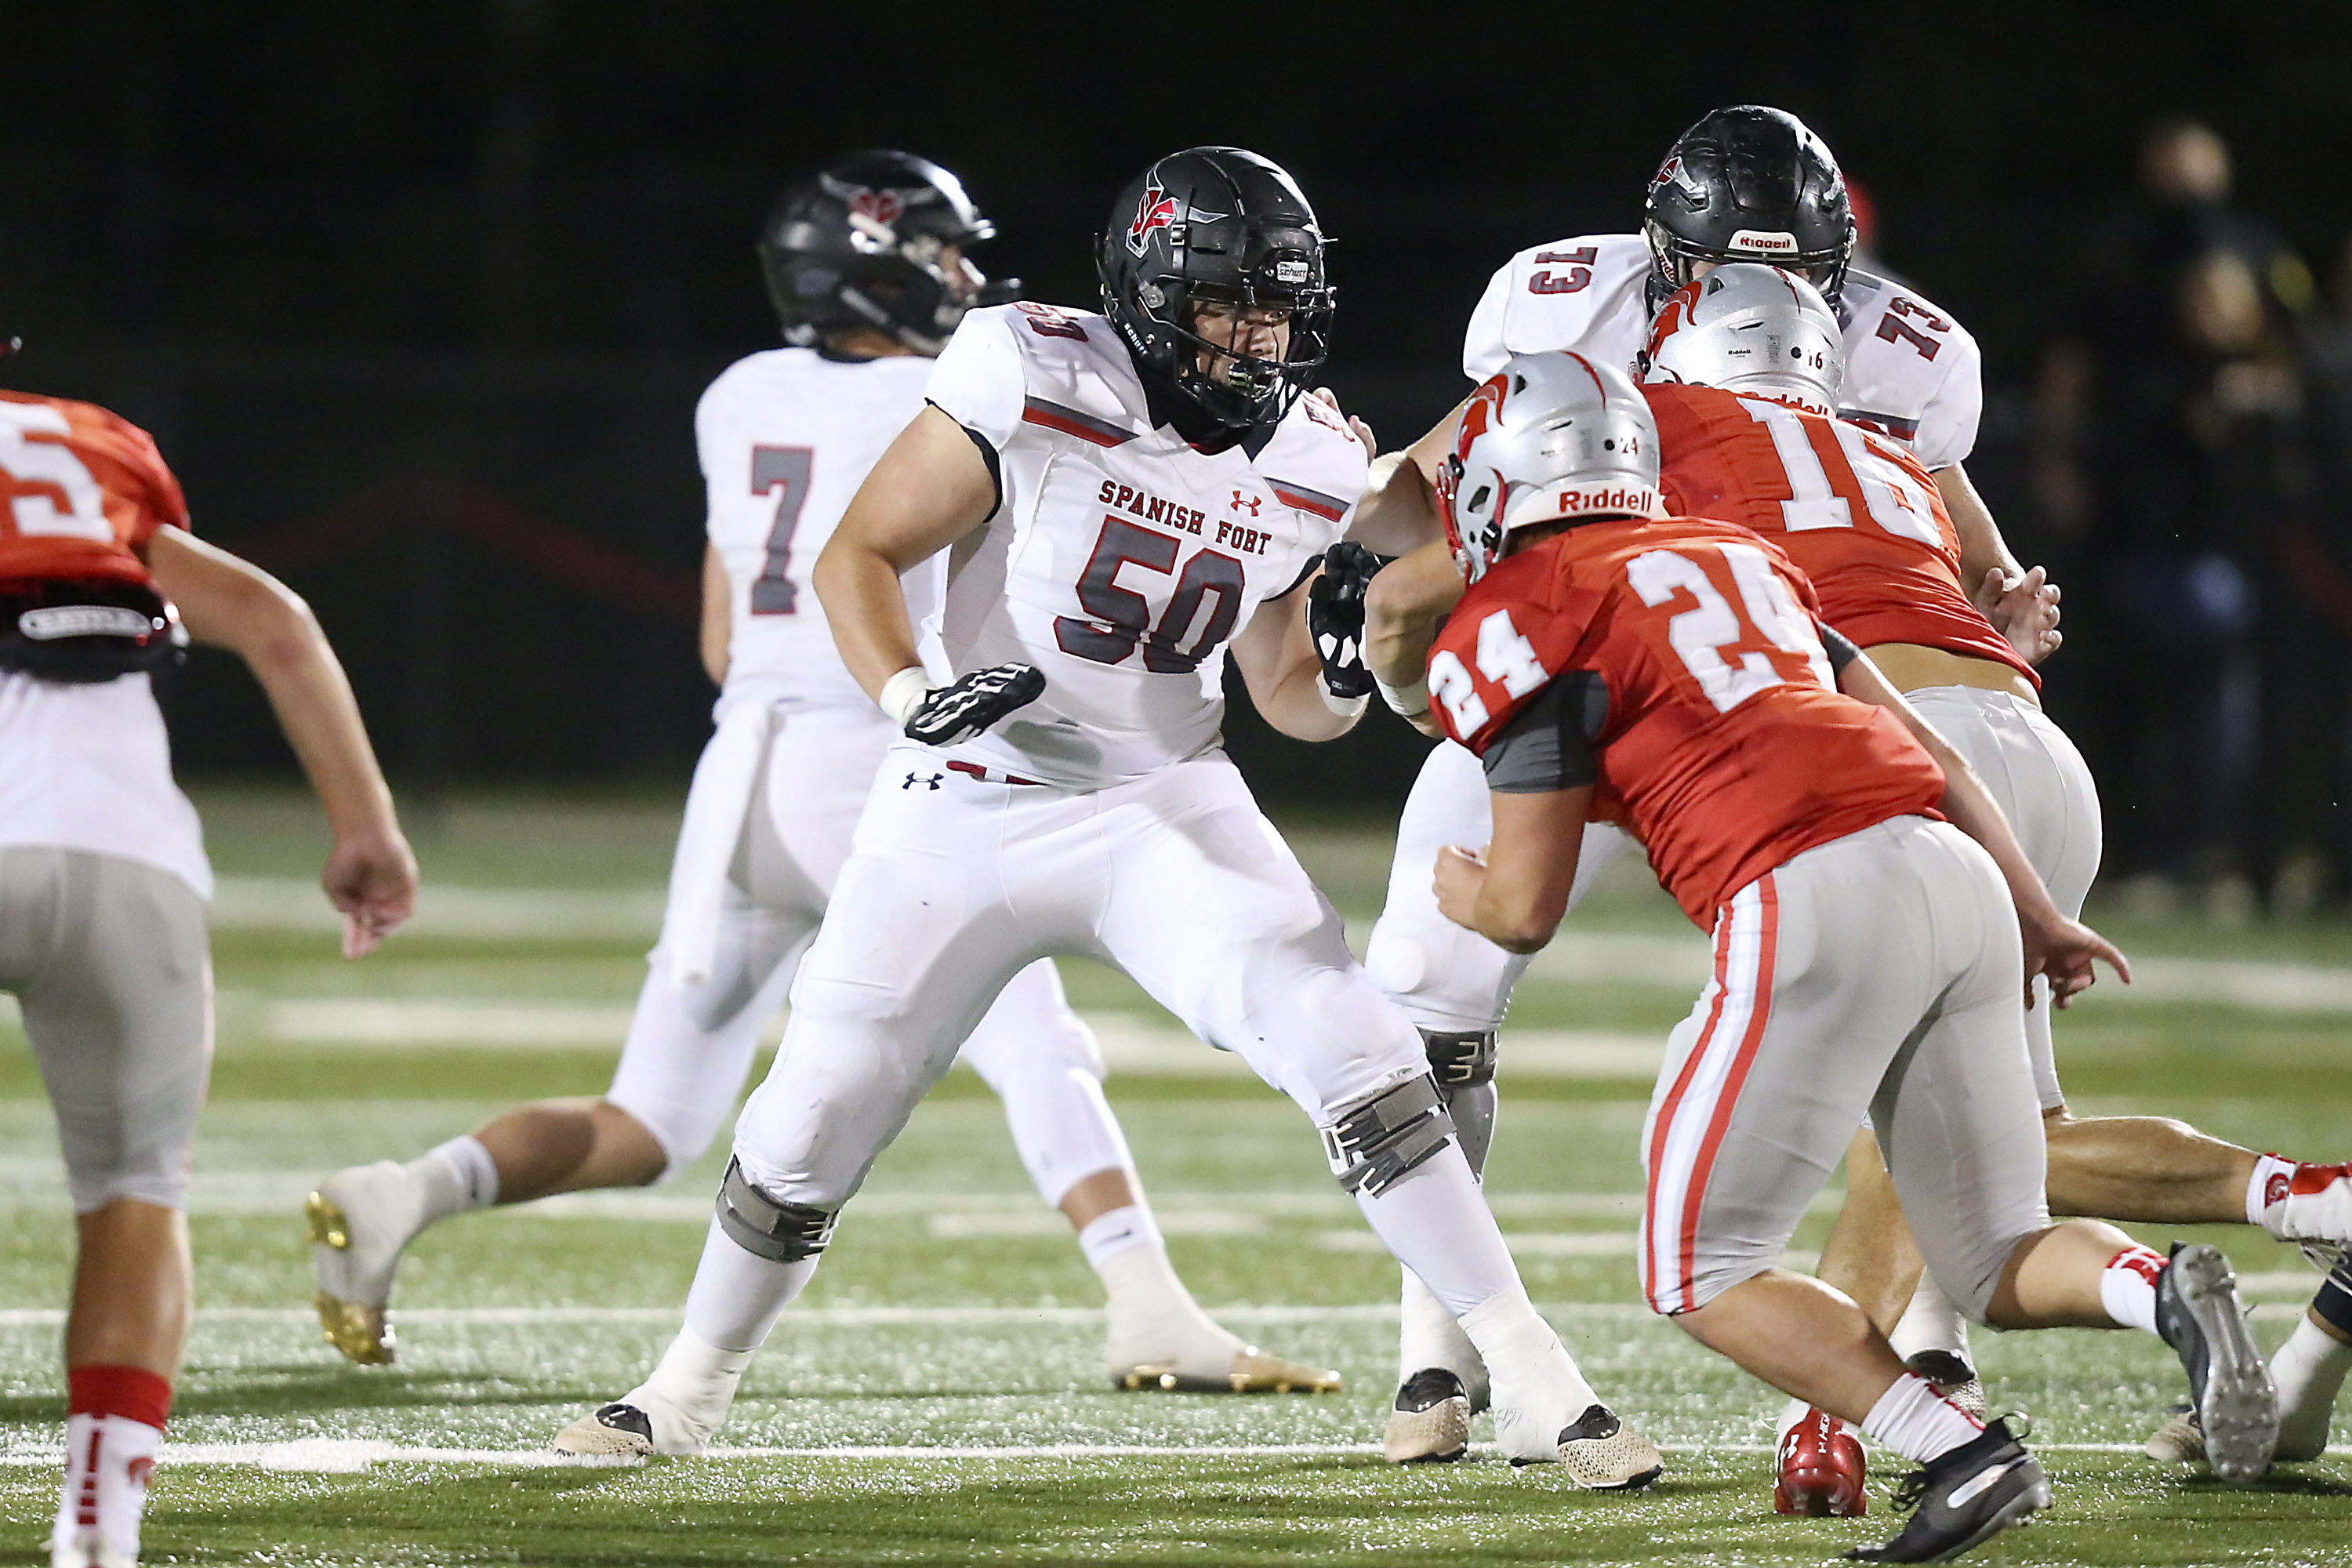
[1377,676,1430,720]
[877,667,931,728]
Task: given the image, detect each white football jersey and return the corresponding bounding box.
[696,348,945,708]
[1461,232,1985,471]
[922,302,1370,789]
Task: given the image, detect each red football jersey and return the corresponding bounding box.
[0,390,187,590]
[1430,514,1948,927]
[1644,383,2035,688]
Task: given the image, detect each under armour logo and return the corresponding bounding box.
[1231,489,1261,516]
[902,771,943,791]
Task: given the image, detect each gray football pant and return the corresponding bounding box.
[0,847,212,1211]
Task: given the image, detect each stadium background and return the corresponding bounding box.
[3,3,2349,835]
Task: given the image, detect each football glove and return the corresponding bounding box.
[1307,542,1389,701]
[903,662,1047,746]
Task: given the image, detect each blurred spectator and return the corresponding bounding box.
[2056,121,2319,912]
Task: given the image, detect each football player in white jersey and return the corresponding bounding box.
[307,153,1338,1399]
[552,147,1664,1490]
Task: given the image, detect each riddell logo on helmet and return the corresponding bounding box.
[1729,230,1799,254]
[1555,485,1657,517]
[1126,186,1178,256]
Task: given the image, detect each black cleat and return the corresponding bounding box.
[1846,1417,2051,1563]
[2154,1242,2278,1485]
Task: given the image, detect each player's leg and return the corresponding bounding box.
[2,848,209,1568]
[556,757,1047,1456]
[956,957,1338,1392]
[307,711,851,1363]
[1875,824,2278,1493]
[1094,754,1657,1486]
[1364,740,1632,1456]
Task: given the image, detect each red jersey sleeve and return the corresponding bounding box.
[1426,551,1604,756]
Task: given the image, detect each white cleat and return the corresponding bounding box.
[2145,1405,2206,1465]
[1552,1404,1664,1490]
[306,1160,428,1365]
[551,1389,718,1459]
[1385,1368,1473,1463]
[2154,1243,2278,1486]
[50,1526,134,1568]
[1112,1345,1341,1395]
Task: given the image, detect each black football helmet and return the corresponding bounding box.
[757,151,1011,355]
[1642,106,1855,310]
[1098,147,1334,431]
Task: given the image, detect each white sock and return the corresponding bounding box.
[2273,1312,2352,1460]
[2248,1154,2297,1227]
[631,1325,756,1450]
[409,1134,499,1225]
[1888,1272,1973,1367]
[2099,1244,2166,1335]
[1088,1207,1241,1377]
[1859,1372,1984,1465]
[53,1412,162,1562]
[1352,1142,1521,1317]
[1076,1203,1159,1272]
[681,1218,821,1352]
[1460,1287,1599,1420]
[1777,1395,1815,1445]
[1398,1269,1486,1403]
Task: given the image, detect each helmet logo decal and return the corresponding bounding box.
[846,187,905,227]
[1651,155,1707,202]
[1728,229,1799,254]
[1126,185,1178,256]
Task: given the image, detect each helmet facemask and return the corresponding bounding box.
[1136,239,1332,429]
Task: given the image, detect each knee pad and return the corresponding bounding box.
[1421,1028,1497,1091]
[1319,1074,1456,1198]
[715,1156,837,1263]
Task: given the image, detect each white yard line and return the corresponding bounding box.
[0,1438,2340,1472]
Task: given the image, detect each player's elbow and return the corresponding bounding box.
[1484,910,1559,955]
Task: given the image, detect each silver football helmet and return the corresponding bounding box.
[1439,351,1661,583]
[1639,262,1842,412]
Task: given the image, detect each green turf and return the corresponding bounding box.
[0,786,2346,1564]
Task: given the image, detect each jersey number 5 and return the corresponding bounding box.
[749,445,812,615]
[1628,543,1832,713]
[0,402,111,542]
[1055,516,1245,673]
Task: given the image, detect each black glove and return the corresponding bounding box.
[1306,542,1389,701]
[904,662,1047,746]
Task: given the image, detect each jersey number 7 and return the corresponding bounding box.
[749,445,812,615]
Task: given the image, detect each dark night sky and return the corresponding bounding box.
[3,2,2349,792]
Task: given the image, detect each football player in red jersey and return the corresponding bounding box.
[1642,265,2352,1500]
[1370,350,2277,1562]
[0,372,416,1567]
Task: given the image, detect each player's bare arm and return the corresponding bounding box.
[1935,462,2063,665]
[814,403,997,702]
[1229,569,1363,742]
[1432,784,1592,953]
[699,542,730,685]
[145,528,417,958]
[1362,539,1464,736]
[1347,397,1465,553]
[1835,647,2125,1004]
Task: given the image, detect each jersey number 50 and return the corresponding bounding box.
[1054,516,1245,673]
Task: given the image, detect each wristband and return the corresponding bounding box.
[1377,675,1430,720]
[877,667,931,728]
[1319,684,1370,720]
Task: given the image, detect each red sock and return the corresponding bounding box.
[55,1367,171,1560]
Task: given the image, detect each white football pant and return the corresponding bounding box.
[606,701,1131,1206]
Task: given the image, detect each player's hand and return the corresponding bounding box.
[905,662,1046,746]
[1308,542,1389,700]
[323,823,419,959]
[2019,910,2129,1011]
[1312,387,1377,456]
[1979,564,2063,666]
[1433,844,1489,932]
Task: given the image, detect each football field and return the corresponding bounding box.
[3,786,2350,1566]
